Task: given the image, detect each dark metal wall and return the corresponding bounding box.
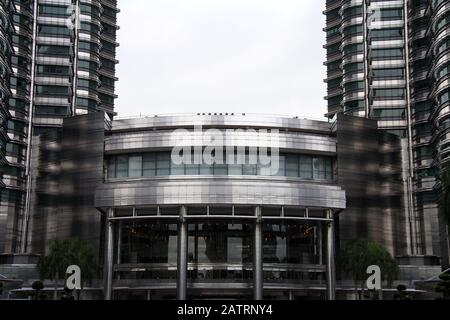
[57,112,106,259]
[27,131,61,255]
[28,112,106,257]
[336,114,408,256]
[26,113,411,262]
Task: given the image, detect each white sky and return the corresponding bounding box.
[115,0,326,119]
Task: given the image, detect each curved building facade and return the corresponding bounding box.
[96,115,345,300]
[18,112,414,299]
[408,0,434,257]
[429,0,450,265]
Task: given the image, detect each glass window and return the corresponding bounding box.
[120,222,178,264]
[171,161,185,175]
[370,28,403,40]
[200,163,213,175]
[37,65,70,75]
[38,25,72,36]
[129,155,142,178]
[373,88,405,99]
[106,152,335,181]
[143,154,156,177]
[185,164,200,175]
[285,155,299,177]
[242,164,257,175]
[379,8,403,20]
[325,158,334,180]
[156,153,170,176]
[188,224,253,265]
[108,158,116,179]
[116,156,128,178]
[313,157,326,180]
[372,68,404,80]
[36,85,69,96]
[263,222,320,265]
[38,45,70,55]
[213,163,228,175]
[228,164,243,175]
[373,108,406,119]
[299,156,313,180]
[39,4,70,17]
[370,48,403,59]
[274,155,286,176]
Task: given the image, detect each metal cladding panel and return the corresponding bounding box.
[27,132,62,255]
[95,178,346,209]
[0,214,6,253]
[56,112,106,258]
[104,131,337,155]
[112,115,332,133]
[0,199,22,254]
[336,114,407,256]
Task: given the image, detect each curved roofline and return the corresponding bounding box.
[111,113,334,134]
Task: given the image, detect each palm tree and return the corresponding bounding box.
[66,239,96,299]
[38,239,71,300]
[38,239,96,300]
[338,238,399,300]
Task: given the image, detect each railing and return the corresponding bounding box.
[114,112,331,123]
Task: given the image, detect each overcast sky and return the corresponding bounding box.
[115,0,326,119]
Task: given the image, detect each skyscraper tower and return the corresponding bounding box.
[324,0,449,265]
[0,0,119,254]
[0,0,15,252]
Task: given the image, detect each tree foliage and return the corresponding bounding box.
[31,281,45,300]
[338,238,399,299]
[435,273,450,300]
[394,284,411,300]
[440,165,450,227]
[38,239,96,299]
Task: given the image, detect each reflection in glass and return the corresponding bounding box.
[188,224,253,264]
[115,220,326,284]
[119,222,178,264]
[263,222,322,264]
[106,151,334,180]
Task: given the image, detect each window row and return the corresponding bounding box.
[106,152,334,181]
[373,88,405,99]
[370,48,404,59]
[372,108,406,119]
[370,28,403,40]
[372,68,404,79]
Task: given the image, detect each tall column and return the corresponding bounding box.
[21,0,39,255]
[117,221,122,265]
[116,221,122,280]
[253,206,263,300]
[326,210,336,301]
[104,208,114,301]
[317,223,323,266]
[177,206,188,300]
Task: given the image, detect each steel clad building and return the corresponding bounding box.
[19,112,414,300]
[1,0,449,300]
[0,0,119,255]
[324,0,450,268]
